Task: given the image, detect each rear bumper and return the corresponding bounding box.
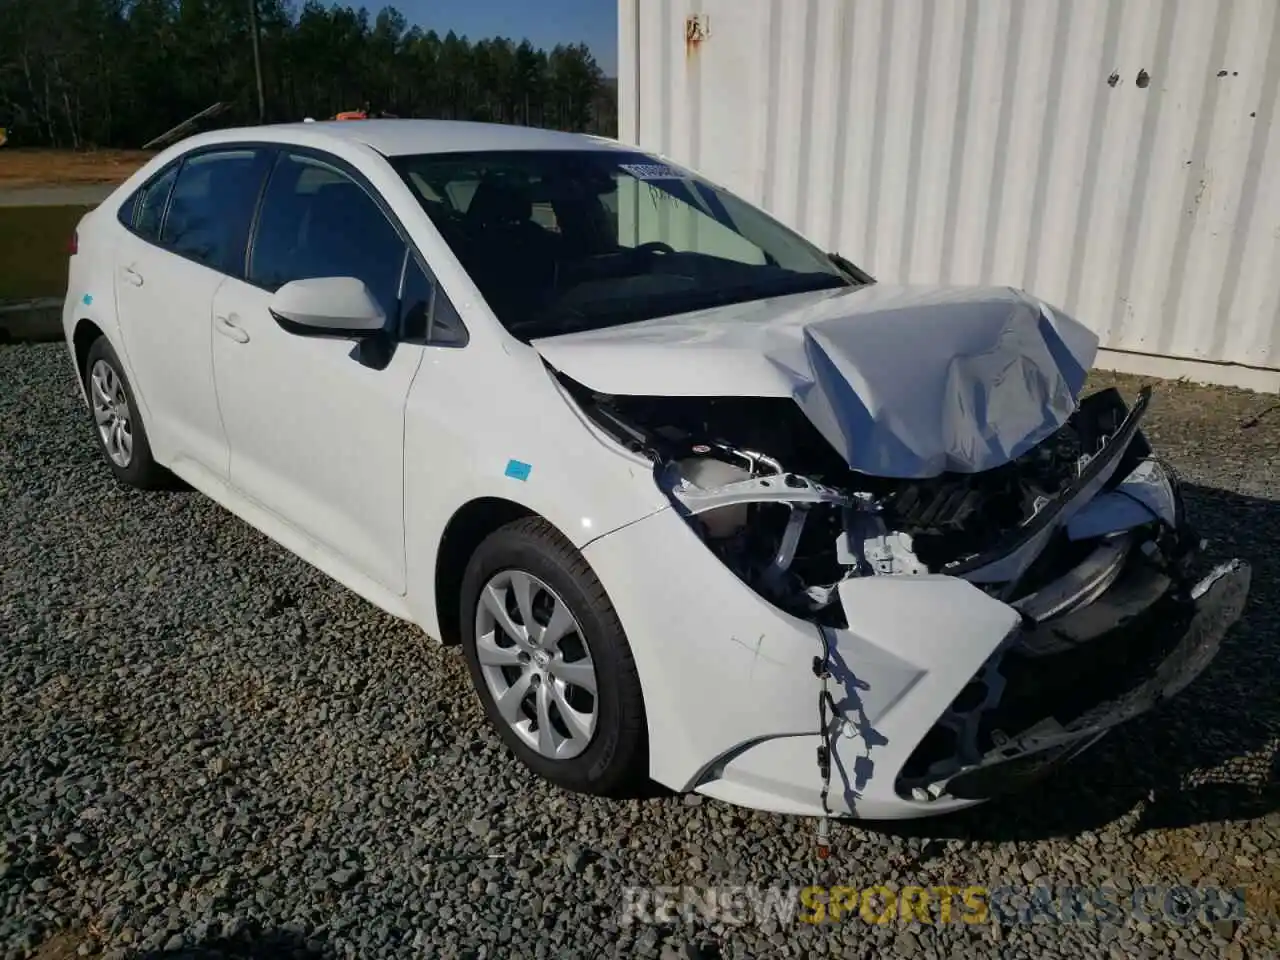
[62,270,90,407]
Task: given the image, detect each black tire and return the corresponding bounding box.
[460,517,648,796]
[83,336,173,490]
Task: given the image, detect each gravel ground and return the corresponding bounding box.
[1,342,1278,960]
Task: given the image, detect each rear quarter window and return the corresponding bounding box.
[116,192,137,229]
[122,164,179,241]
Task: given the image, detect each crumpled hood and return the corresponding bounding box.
[532,284,1099,478]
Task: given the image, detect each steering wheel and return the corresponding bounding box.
[633,240,676,256]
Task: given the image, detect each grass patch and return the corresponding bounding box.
[0,205,91,300]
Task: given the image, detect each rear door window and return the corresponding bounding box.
[160,149,272,275]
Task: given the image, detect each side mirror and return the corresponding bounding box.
[269,276,386,339]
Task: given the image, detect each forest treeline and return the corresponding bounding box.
[0,0,616,148]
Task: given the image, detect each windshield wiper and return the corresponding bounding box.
[829,252,875,285]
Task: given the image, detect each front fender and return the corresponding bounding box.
[402,343,669,637]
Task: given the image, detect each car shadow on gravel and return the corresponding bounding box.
[134,929,328,959]
[864,482,1280,844]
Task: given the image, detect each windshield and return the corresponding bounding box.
[390,149,855,339]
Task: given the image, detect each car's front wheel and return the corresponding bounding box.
[459,517,648,796]
[83,336,172,489]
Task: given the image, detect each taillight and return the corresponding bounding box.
[68,230,79,255]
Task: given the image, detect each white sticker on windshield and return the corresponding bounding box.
[619,163,686,180]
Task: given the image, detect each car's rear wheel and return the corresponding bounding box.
[459,517,648,796]
[84,336,171,489]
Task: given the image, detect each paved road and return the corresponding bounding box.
[0,184,116,207]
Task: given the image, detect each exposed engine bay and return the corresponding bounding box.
[559,374,1169,624]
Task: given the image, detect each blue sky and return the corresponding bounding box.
[387,0,619,76]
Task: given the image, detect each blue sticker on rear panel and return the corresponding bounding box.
[504,459,532,482]
[82,293,93,306]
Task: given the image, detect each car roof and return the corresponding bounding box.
[183,119,636,158]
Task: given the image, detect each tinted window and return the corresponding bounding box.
[399,254,431,341]
[429,290,468,346]
[160,150,270,273]
[117,192,137,230]
[400,255,467,346]
[134,165,178,241]
[249,153,405,321]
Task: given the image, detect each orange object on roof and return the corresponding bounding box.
[334,110,368,121]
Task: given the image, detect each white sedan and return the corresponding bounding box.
[62,120,1249,824]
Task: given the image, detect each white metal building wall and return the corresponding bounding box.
[619,0,1280,391]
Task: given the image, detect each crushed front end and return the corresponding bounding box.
[560,370,1251,818]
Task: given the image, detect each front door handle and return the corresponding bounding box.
[214,314,250,344]
[120,266,144,287]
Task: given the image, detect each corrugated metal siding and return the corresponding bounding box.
[620,0,1280,380]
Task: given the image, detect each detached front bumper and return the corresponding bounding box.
[901,557,1250,803]
[686,555,1250,819]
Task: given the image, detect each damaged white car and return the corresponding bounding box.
[64,121,1250,829]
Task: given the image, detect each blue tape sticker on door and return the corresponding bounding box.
[504,459,532,481]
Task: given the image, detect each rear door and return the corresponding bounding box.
[113,147,273,477]
[210,149,425,594]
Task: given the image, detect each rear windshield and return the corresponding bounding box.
[390,150,851,339]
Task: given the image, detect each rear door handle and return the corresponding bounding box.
[120,266,144,287]
[214,314,250,344]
